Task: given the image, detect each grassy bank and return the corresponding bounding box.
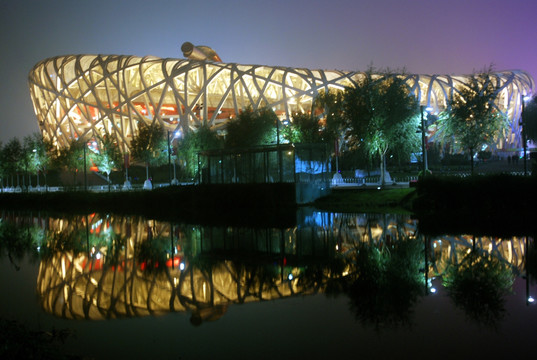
[313,188,416,214]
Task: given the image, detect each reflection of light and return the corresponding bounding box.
[529,296,535,303]
[288,273,294,281]
[95,252,101,260]
[179,262,185,271]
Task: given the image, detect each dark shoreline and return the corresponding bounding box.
[0,183,298,228]
[1,175,536,236]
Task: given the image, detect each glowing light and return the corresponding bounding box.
[179,262,185,271]
[288,273,294,281]
[529,296,535,303]
[430,287,437,294]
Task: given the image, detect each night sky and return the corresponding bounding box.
[1,0,536,144]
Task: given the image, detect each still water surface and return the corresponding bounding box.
[1,209,536,359]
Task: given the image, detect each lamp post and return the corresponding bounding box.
[167,130,172,185]
[420,106,433,174]
[167,130,181,186]
[521,94,530,176]
[32,148,40,190]
[83,143,87,191]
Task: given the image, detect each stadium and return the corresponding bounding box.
[28,42,535,154]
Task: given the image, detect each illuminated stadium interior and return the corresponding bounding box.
[28,43,535,154]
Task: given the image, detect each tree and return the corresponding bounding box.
[177,124,221,178]
[313,88,345,146]
[282,106,342,145]
[130,123,168,189]
[1,137,24,190]
[224,107,278,148]
[438,72,507,174]
[343,73,420,185]
[90,135,122,191]
[56,139,86,187]
[22,133,53,190]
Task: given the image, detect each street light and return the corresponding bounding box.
[521,94,531,176]
[420,105,433,174]
[32,148,40,191]
[168,130,181,186]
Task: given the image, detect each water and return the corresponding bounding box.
[1,210,536,359]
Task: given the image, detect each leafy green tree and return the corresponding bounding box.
[177,124,222,178]
[22,133,52,190]
[313,88,345,145]
[437,72,507,174]
[130,123,167,189]
[1,137,24,189]
[224,107,278,148]
[56,139,86,186]
[343,73,420,184]
[90,135,122,191]
[282,109,341,145]
[32,135,54,189]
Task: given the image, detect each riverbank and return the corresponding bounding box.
[313,187,416,214]
[0,183,297,228]
[413,174,537,236]
[1,175,536,235]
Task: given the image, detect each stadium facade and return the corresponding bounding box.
[28,43,535,154]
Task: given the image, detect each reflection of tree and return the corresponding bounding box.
[136,235,170,273]
[345,237,424,330]
[442,248,514,328]
[0,219,42,269]
[298,257,349,296]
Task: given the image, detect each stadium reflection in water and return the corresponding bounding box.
[1,209,536,358]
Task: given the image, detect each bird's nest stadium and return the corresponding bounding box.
[28,42,535,154]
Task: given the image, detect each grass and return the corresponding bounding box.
[313,188,416,213]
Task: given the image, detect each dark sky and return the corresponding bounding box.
[1,0,536,144]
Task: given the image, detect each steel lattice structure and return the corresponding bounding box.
[28,54,534,153]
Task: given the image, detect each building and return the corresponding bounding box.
[28,43,535,154]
